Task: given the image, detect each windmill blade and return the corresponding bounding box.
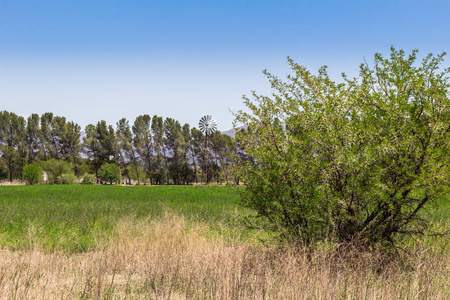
[199,115,217,135]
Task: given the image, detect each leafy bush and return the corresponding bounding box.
[81,174,96,185]
[125,164,146,185]
[57,173,78,185]
[99,163,120,184]
[234,48,450,249]
[41,159,74,184]
[22,163,43,185]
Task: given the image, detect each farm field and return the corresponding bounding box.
[0,185,449,299]
[0,185,252,252]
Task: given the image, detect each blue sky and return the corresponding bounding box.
[1,0,449,130]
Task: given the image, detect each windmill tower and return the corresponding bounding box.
[198,115,217,184]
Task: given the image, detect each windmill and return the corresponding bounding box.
[198,115,217,184]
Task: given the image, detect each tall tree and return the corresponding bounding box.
[132,115,153,185]
[97,120,117,162]
[190,127,205,183]
[117,118,139,184]
[211,132,235,184]
[82,124,102,179]
[26,114,41,163]
[164,118,184,184]
[181,123,192,184]
[151,115,166,184]
[40,113,68,159]
[60,121,81,163]
[0,111,26,181]
[82,121,117,180]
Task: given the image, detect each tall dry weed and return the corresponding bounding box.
[0,213,448,299]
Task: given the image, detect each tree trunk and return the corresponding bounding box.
[134,164,140,185]
[193,157,198,183]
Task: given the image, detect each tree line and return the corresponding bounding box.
[0,111,239,185]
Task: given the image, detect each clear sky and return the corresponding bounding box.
[1,0,449,131]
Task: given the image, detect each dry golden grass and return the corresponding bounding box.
[0,213,449,299]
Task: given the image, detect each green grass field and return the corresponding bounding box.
[1,185,449,253]
[0,185,252,252]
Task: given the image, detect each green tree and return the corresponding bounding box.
[190,127,205,183]
[132,115,153,184]
[23,163,42,184]
[151,115,166,184]
[96,121,117,162]
[41,159,73,184]
[117,118,139,184]
[99,163,120,184]
[0,111,26,181]
[181,123,193,184]
[211,132,235,184]
[23,163,43,185]
[82,121,117,180]
[60,121,81,163]
[73,158,90,177]
[164,118,184,184]
[26,114,41,163]
[124,164,146,184]
[82,124,102,179]
[234,48,450,249]
[40,113,67,159]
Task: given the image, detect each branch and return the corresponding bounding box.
[400,194,429,228]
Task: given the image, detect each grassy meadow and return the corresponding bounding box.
[0,185,449,299]
[0,185,252,252]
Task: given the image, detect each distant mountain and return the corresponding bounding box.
[221,126,246,138]
[221,128,236,138]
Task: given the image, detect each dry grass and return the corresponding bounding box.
[0,181,25,186]
[0,213,449,299]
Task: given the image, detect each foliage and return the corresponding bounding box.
[39,113,81,161]
[99,163,120,184]
[211,132,236,184]
[73,159,90,177]
[132,115,153,184]
[190,127,205,183]
[81,173,96,185]
[0,164,8,182]
[164,118,193,185]
[57,173,78,185]
[0,111,27,181]
[234,48,450,249]
[123,164,146,184]
[22,163,43,185]
[2,111,237,186]
[41,159,74,184]
[26,114,41,163]
[82,121,117,177]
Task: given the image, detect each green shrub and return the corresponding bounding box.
[81,174,96,185]
[234,48,450,249]
[57,173,78,185]
[99,164,120,184]
[22,163,43,185]
[41,159,74,184]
